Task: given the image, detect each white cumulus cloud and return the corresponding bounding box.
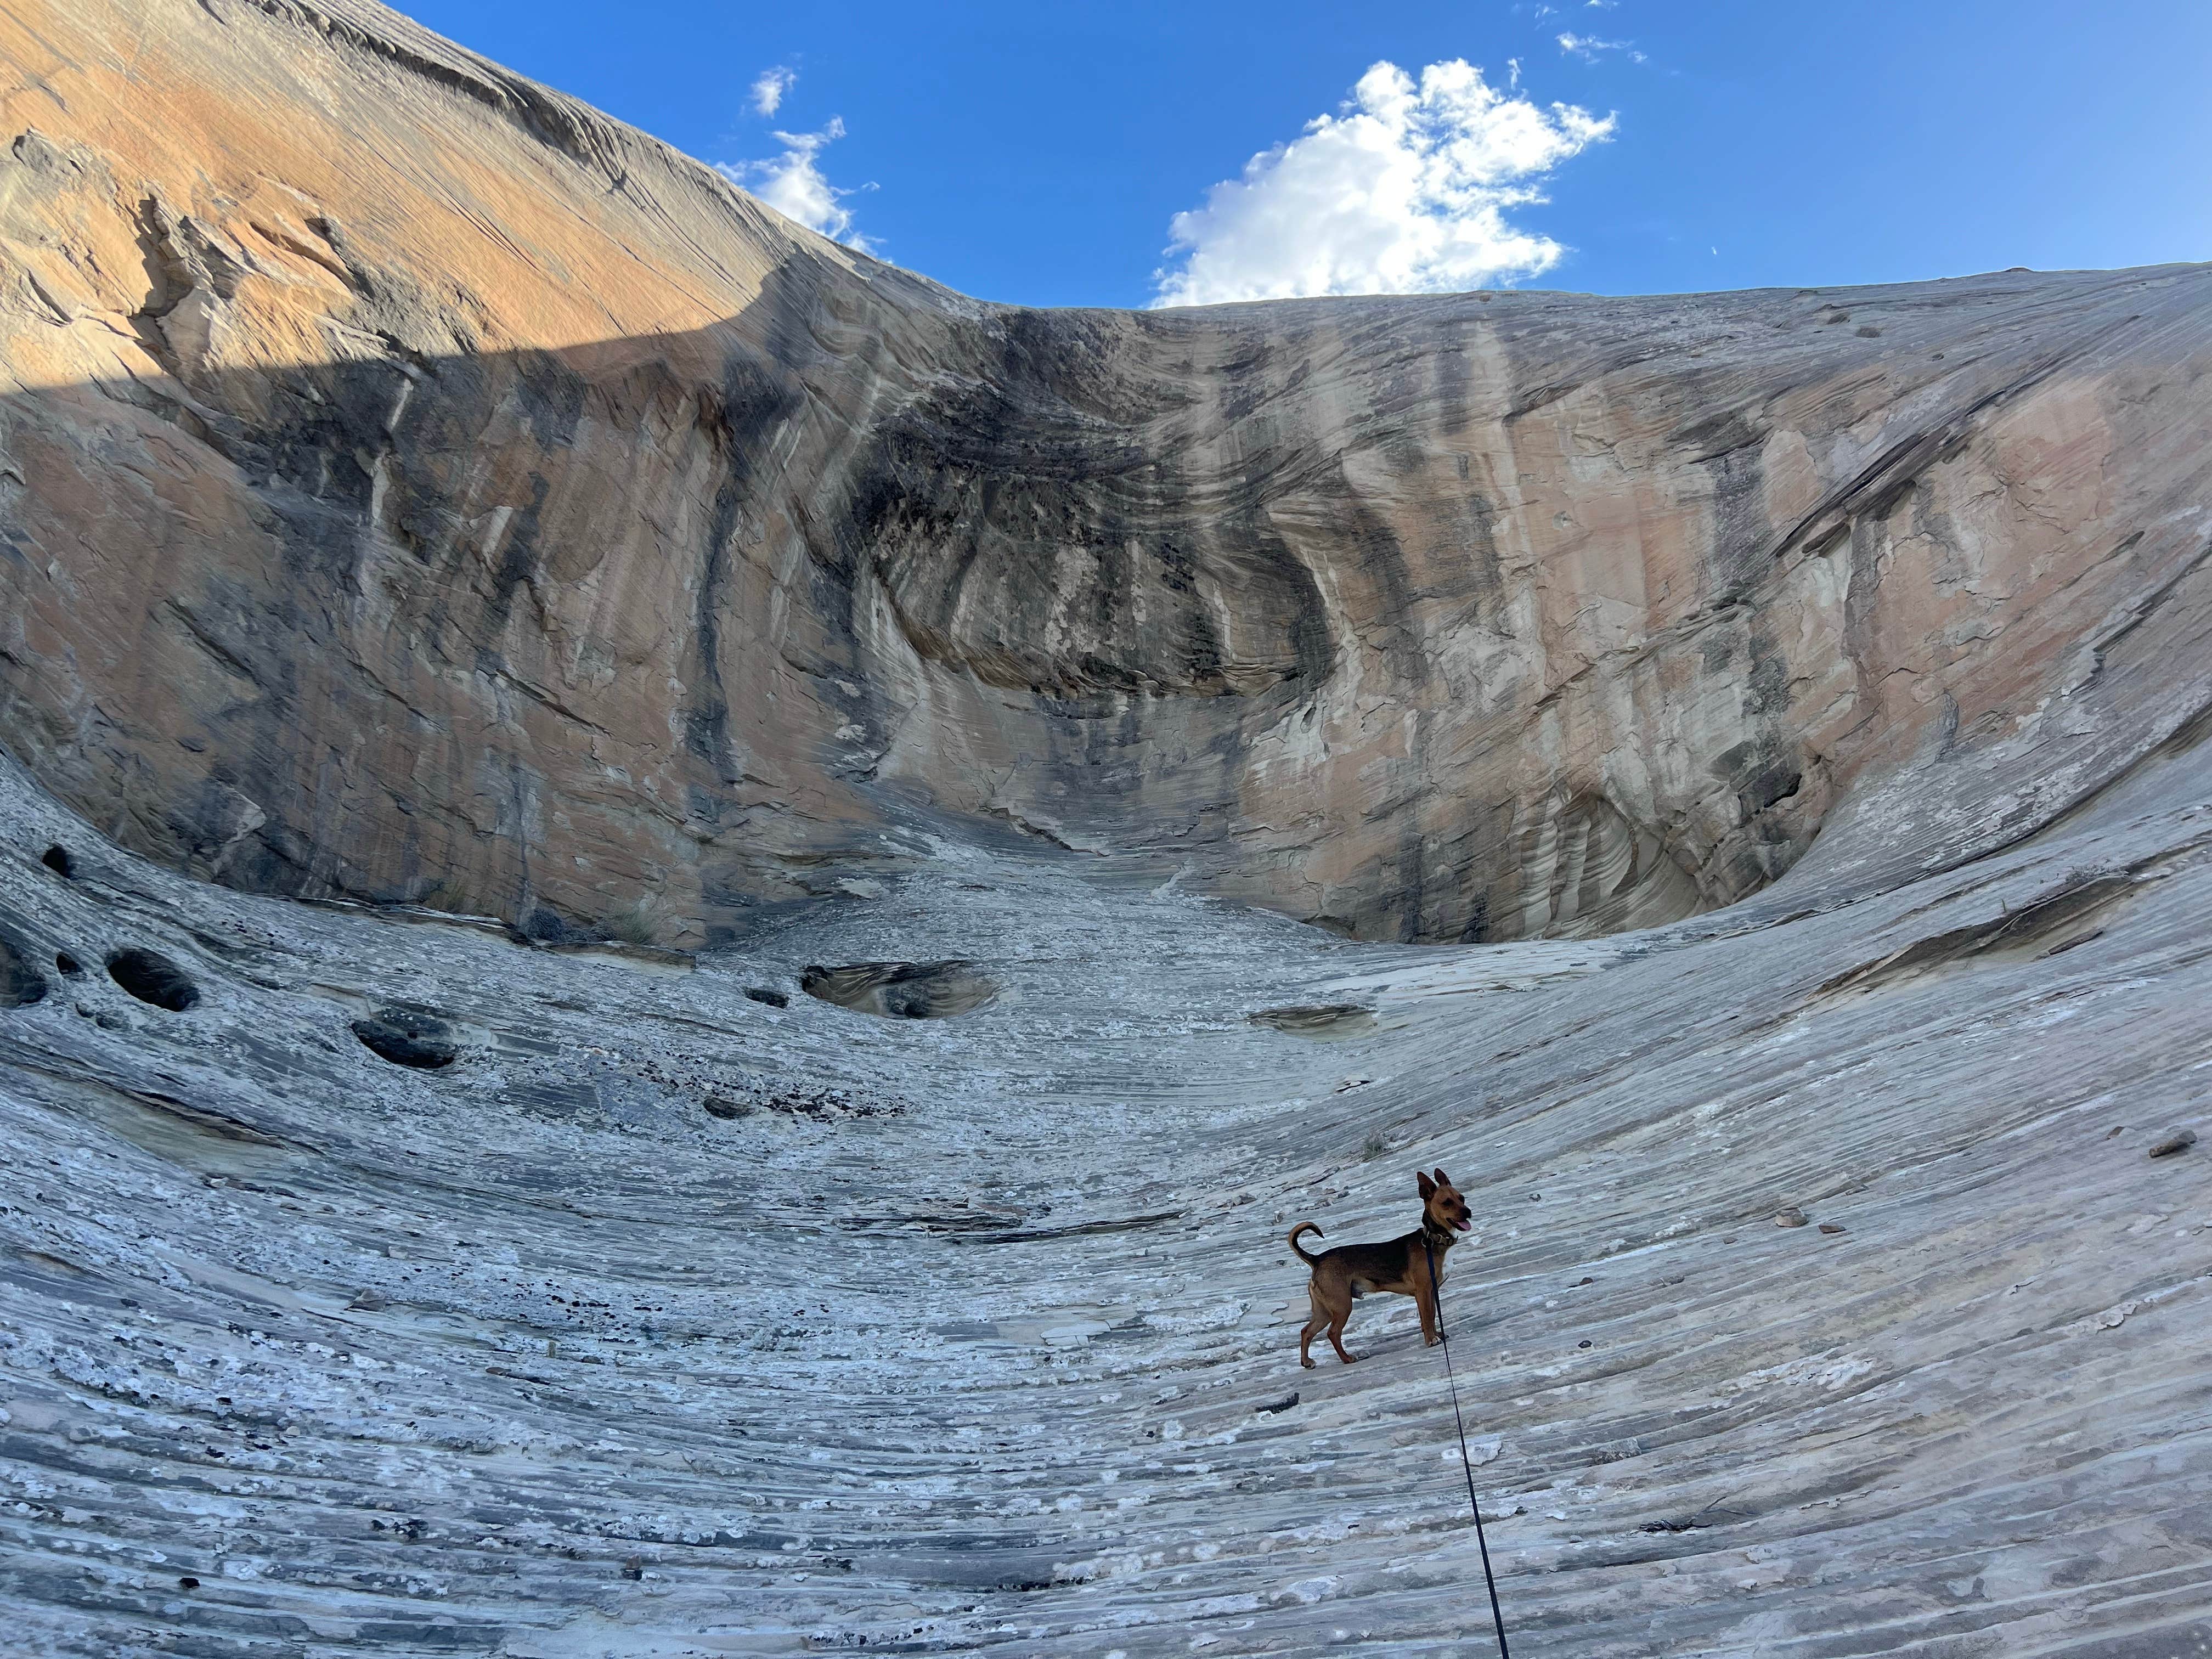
[749,66,795,117]
[1150,60,1612,308]
[716,119,876,252]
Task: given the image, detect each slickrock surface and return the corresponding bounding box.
[4,716,2211,1657]
[6,0,2212,945]
[4,1,2212,1655]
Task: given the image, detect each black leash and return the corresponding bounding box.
[1425,1234,1512,1658]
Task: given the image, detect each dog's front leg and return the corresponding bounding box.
[1417,1279,1440,1347]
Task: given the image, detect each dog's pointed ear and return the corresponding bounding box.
[1432,1167,1451,1188]
[1416,1169,1436,1199]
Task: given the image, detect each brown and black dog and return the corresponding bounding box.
[1289,1169,1472,1368]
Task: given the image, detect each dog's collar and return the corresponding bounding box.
[1423,1221,1463,1249]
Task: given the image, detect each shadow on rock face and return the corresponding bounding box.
[1249,1003,1377,1039]
[800,961,997,1019]
[41,844,74,878]
[106,948,199,1011]
[1,934,49,1008]
[351,1007,460,1069]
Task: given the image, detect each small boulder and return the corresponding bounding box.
[351,1007,458,1068]
[800,960,996,1019]
[1774,1207,1809,1228]
[2148,1130,2197,1159]
[1249,1003,1374,1037]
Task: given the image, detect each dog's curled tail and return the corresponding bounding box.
[1287,1221,1325,1265]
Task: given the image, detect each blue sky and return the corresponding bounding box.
[406,0,2211,308]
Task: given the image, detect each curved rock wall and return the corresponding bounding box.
[4,0,2211,947]
[4,6,2212,1657]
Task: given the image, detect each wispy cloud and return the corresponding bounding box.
[1557,32,1645,64]
[1151,59,1612,307]
[715,119,876,252]
[749,65,795,117]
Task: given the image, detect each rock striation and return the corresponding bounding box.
[2,3,2211,1657]
[5,0,2210,946]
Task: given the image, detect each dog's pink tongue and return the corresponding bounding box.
[1455,1217,1473,1230]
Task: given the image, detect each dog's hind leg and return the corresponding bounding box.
[1299,1283,1328,1369]
[1326,1299,1357,1365]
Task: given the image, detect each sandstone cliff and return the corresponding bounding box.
[4,4,2212,1657]
[5,0,2211,955]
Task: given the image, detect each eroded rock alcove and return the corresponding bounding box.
[1,2,2209,1656]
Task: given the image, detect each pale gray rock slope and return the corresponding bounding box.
[3,712,2209,1656]
[4,1,2212,1654]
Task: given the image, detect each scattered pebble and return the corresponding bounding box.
[2148,1130,2197,1159]
[1819,1223,1846,1235]
[1774,1208,1808,1228]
